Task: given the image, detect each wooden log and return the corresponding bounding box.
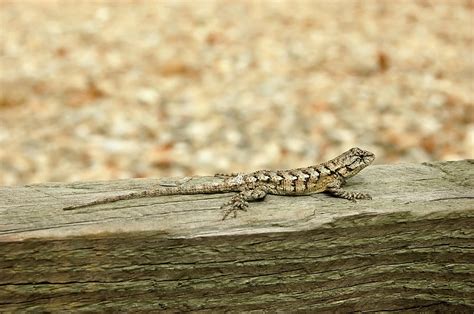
[0,160,473,312]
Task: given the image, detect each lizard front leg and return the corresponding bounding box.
[324,178,372,201]
[326,187,372,201]
[221,187,267,220]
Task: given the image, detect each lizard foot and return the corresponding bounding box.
[220,188,268,220]
[221,194,249,220]
[352,192,372,200]
[326,188,372,202]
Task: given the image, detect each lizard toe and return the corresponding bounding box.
[356,193,372,200]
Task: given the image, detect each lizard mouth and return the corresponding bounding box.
[363,154,375,164]
[359,149,375,164]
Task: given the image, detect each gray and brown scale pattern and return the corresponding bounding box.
[63,147,375,220]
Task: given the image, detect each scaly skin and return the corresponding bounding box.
[63,147,375,220]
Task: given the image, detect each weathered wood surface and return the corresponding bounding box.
[0,160,473,312]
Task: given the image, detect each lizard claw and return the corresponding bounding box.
[349,193,372,202]
[355,193,372,200]
[221,206,248,220]
[221,198,249,220]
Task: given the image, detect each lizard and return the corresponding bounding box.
[63,147,375,220]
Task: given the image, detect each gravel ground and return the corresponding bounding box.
[0,0,473,186]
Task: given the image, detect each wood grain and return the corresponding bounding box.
[1,160,473,311]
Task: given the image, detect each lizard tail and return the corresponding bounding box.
[63,182,237,210]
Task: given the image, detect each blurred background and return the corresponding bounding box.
[0,0,472,186]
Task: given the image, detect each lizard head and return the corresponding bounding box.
[336,147,375,179]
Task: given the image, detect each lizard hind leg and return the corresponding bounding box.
[221,188,268,220]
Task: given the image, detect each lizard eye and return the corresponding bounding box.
[351,147,375,160]
[351,147,363,155]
